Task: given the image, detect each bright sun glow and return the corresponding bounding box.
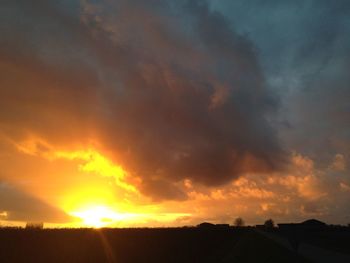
[12,142,193,228]
[68,205,191,228]
[54,149,137,193]
[70,206,131,228]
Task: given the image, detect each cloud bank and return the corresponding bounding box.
[0,0,284,202]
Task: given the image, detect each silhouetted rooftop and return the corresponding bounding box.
[300,219,326,226]
[197,222,215,228]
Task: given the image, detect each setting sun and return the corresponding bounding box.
[70,206,129,228]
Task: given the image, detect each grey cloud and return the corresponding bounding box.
[211,0,350,168]
[92,0,285,191]
[0,0,285,201]
[140,179,187,202]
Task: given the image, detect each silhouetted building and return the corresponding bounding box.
[25,222,44,229]
[300,219,326,227]
[277,219,328,252]
[197,222,215,229]
[278,219,327,231]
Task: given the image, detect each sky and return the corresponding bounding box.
[0,0,349,227]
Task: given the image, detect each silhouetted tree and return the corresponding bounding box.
[264,219,275,229]
[234,217,245,227]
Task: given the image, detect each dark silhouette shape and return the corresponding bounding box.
[3,218,348,262]
[197,222,215,229]
[278,218,327,232]
[300,219,326,227]
[264,219,275,229]
[234,217,245,227]
[278,219,329,255]
[25,222,44,229]
[0,227,311,263]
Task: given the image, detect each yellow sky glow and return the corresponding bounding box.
[10,138,192,228]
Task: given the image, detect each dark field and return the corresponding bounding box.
[0,227,309,263]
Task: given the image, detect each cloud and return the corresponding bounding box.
[0,0,285,201]
[0,182,72,223]
[176,152,349,225]
[330,154,346,172]
[211,0,350,166]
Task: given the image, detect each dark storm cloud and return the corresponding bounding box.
[0,0,285,200]
[284,1,350,166]
[211,0,350,167]
[206,0,350,225]
[140,179,187,202]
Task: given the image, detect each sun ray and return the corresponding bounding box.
[70,205,133,228]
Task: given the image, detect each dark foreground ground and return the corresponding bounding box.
[0,227,311,263]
